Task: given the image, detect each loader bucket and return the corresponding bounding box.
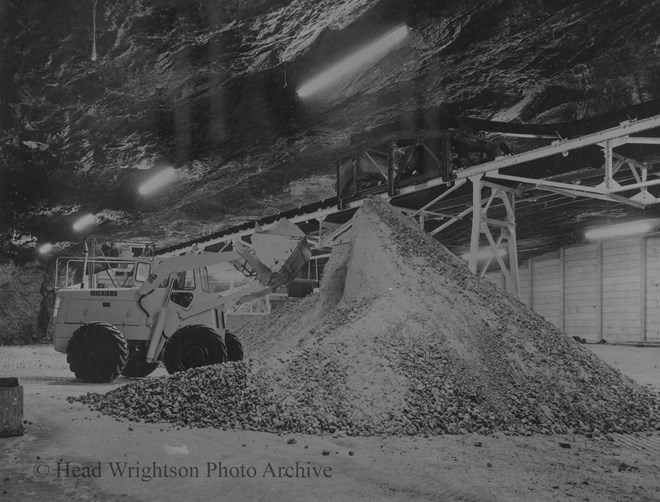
[235,219,311,289]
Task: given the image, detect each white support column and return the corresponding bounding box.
[641,236,647,342]
[480,233,504,277]
[604,140,613,189]
[528,258,534,308]
[559,247,565,332]
[468,175,483,274]
[631,165,658,205]
[505,191,520,297]
[596,241,603,342]
[467,176,520,298]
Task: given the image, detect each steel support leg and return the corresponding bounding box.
[468,176,520,298]
[500,189,520,297]
[468,175,483,274]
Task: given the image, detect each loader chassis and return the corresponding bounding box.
[50,221,310,382]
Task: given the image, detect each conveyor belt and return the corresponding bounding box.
[157,196,341,254]
[157,102,660,256]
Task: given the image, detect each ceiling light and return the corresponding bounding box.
[585,220,654,240]
[461,248,508,261]
[139,167,176,195]
[73,214,96,232]
[296,25,409,98]
[38,243,53,254]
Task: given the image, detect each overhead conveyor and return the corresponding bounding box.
[442,113,660,297]
[157,127,501,256]
[155,104,660,301]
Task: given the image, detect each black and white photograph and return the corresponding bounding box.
[2,1,660,500]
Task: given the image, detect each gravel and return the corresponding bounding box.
[73,198,660,436]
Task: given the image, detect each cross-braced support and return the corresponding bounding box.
[468,176,520,297]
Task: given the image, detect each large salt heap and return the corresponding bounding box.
[77,198,660,436]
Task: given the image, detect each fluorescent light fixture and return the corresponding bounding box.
[38,243,53,254]
[585,220,654,240]
[461,248,508,261]
[296,25,409,98]
[139,167,176,195]
[73,213,96,232]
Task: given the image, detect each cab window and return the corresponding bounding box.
[135,263,151,283]
[173,270,195,290]
[201,267,211,293]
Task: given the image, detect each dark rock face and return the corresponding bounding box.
[1,0,660,246]
[0,261,50,344]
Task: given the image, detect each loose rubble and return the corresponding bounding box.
[74,198,660,436]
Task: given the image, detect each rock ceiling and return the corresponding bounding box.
[2,0,660,258]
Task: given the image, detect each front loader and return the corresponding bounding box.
[50,219,311,382]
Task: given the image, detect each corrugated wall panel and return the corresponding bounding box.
[602,238,641,343]
[563,244,599,340]
[531,259,561,329]
[518,266,530,307]
[479,236,660,342]
[646,237,660,342]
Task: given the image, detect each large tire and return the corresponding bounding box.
[121,341,159,378]
[225,330,244,362]
[66,322,128,383]
[163,325,227,374]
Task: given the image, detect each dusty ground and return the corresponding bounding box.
[0,344,659,501]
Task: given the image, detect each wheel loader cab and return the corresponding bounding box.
[169,269,195,308]
[168,267,213,309]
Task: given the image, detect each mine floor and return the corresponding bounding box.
[0,344,659,502]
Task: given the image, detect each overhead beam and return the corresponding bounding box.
[455,114,660,179]
[487,172,606,194]
[395,207,459,219]
[622,137,660,145]
[608,177,660,193]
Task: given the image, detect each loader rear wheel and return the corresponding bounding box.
[121,341,159,378]
[163,325,227,374]
[225,330,244,362]
[66,322,128,383]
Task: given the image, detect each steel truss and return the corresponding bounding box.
[455,114,660,208]
[157,114,660,302]
[412,114,660,298]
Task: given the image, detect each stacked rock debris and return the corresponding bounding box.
[74,198,660,436]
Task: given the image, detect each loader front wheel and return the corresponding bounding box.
[163,325,227,374]
[225,330,244,362]
[66,322,128,383]
[121,341,159,378]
